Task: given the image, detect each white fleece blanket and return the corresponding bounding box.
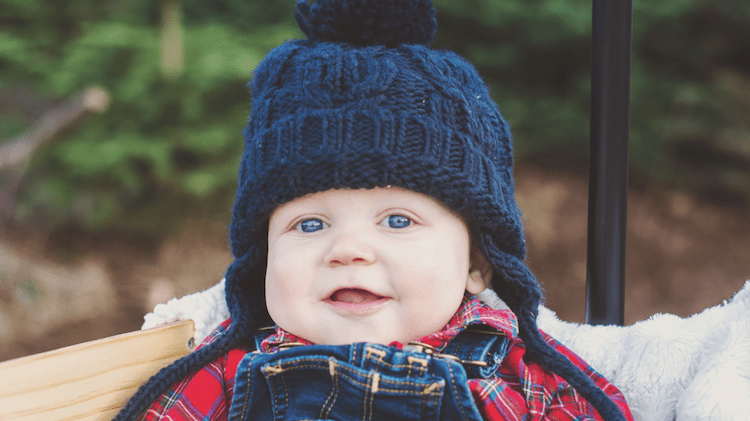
[143,280,750,421]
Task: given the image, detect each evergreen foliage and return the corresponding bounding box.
[1,0,748,235]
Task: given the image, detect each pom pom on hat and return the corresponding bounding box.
[295,0,438,47]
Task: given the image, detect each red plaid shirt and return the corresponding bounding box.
[137,296,632,420]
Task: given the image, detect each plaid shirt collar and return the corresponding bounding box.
[260,293,517,353]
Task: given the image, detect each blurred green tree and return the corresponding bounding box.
[1,0,301,234]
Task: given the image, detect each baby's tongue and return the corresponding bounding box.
[331,288,380,304]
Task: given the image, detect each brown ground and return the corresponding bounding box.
[1,162,748,362]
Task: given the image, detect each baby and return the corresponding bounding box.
[115,0,632,420]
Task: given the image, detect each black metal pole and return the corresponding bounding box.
[586,0,632,326]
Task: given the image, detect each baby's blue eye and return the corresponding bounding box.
[296,218,329,233]
[380,214,412,229]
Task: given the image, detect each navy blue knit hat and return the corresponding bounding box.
[115,1,625,420]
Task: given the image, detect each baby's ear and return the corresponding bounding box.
[467,244,492,294]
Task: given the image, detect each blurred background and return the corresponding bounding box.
[1,0,749,361]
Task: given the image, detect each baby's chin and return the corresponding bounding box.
[310,333,398,346]
[317,336,397,346]
[293,327,417,346]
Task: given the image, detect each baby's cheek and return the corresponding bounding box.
[266,270,293,300]
[264,276,281,316]
[264,263,293,310]
[266,249,295,288]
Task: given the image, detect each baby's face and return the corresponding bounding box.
[266,187,487,345]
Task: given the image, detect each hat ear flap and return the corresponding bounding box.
[224,246,273,338]
[476,231,542,317]
[483,239,627,421]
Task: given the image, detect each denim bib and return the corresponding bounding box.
[228,328,509,421]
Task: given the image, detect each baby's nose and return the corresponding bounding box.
[323,232,376,266]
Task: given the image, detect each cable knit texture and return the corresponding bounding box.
[115,1,625,420]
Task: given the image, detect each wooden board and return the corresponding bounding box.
[0,320,194,421]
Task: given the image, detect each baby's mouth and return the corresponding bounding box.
[329,288,384,304]
[325,288,389,314]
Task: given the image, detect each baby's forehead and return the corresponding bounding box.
[268,186,473,231]
[273,186,449,211]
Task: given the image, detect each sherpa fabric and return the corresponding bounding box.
[145,280,750,421]
[536,281,750,421]
[116,1,626,419]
